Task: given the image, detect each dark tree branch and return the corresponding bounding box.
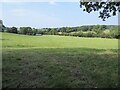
[80,1,120,21]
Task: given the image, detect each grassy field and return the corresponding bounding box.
[1,32,119,88]
[2,33,118,49]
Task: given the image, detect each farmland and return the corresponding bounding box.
[2,33,118,49]
[1,32,119,88]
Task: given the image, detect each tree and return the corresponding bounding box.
[80,26,89,31]
[1,25,6,32]
[7,27,18,33]
[48,28,58,35]
[26,27,33,35]
[80,1,120,21]
[60,27,66,33]
[86,31,97,37]
[37,30,45,35]
[0,20,6,32]
[32,28,38,35]
[19,27,32,35]
[11,27,18,33]
[19,27,27,35]
[92,25,102,34]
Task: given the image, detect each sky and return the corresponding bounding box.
[0,0,119,28]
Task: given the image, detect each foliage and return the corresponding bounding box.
[47,28,58,35]
[19,27,33,35]
[80,1,120,21]
[6,27,18,34]
[2,25,119,39]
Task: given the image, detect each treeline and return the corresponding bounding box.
[1,25,120,39]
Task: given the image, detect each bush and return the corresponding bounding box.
[100,32,111,38]
[6,27,18,34]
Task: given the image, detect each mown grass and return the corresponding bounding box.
[2,33,118,49]
[1,33,119,88]
[2,48,118,88]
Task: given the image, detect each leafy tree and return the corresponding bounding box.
[27,27,33,35]
[19,27,27,35]
[80,1,120,21]
[110,28,119,38]
[86,31,97,37]
[0,20,6,32]
[80,26,89,31]
[37,30,45,35]
[11,27,18,33]
[66,27,71,33]
[19,27,32,35]
[92,25,102,34]
[7,27,18,33]
[60,27,66,33]
[100,32,111,38]
[32,28,38,35]
[1,25,6,32]
[48,28,58,35]
[87,25,94,31]
[99,25,107,30]
[47,28,51,32]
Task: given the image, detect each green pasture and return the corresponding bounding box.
[1,33,118,49]
[1,32,119,88]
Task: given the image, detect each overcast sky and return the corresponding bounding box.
[0,0,119,28]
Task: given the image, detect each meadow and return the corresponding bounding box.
[1,32,119,88]
[2,33,118,49]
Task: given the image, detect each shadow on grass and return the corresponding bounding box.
[2,48,118,88]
